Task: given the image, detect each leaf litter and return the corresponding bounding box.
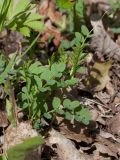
[0,0,120,160]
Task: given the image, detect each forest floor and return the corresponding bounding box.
[0,0,120,160]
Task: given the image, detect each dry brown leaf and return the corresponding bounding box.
[40,19,63,47]
[106,81,115,96]
[99,130,118,141]
[93,142,118,159]
[48,128,94,160]
[107,113,120,135]
[85,61,112,91]
[94,91,111,104]
[90,14,120,61]
[3,122,38,150]
[56,116,93,144]
[0,111,8,127]
[96,135,120,156]
[84,0,116,12]
[38,0,64,47]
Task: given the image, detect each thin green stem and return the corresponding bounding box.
[19,32,41,60]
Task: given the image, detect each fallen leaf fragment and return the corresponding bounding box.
[85,61,112,91]
[3,122,38,150]
[96,135,120,156]
[38,0,64,47]
[99,130,119,142]
[56,116,93,144]
[93,142,118,159]
[107,113,120,135]
[90,14,120,62]
[48,128,94,160]
[0,111,8,128]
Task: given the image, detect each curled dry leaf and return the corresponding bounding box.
[48,128,94,160]
[90,14,120,62]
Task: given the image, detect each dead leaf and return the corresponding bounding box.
[48,128,94,160]
[85,61,112,91]
[107,113,120,135]
[84,0,116,12]
[3,121,38,150]
[56,116,93,144]
[106,81,115,96]
[0,111,8,128]
[38,0,64,47]
[93,142,118,159]
[90,14,120,62]
[99,130,119,142]
[96,135,120,156]
[40,19,63,47]
[38,0,49,16]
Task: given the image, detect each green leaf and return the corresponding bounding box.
[75,0,84,18]
[44,112,52,119]
[75,32,82,41]
[44,103,48,112]
[0,155,7,160]
[25,21,45,31]
[6,99,16,127]
[7,0,14,20]
[7,136,44,160]
[76,66,87,74]
[51,63,66,75]
[22,102,28,109]
[55,108,64,115]
[26,77,31,92]
[57,63,66,72]
[71,100,80,110]
[81,25,89,36]
[56,0,73,9]
[19,27,30,37]
[46,80,56,86]
[26,13,43,22]
[0,55,5,73]
[34,75,42,90]
[28,61,42,74]
[111,27,120,33]
[75,107,91,125]
[13,0,30,17]
[0,54,16,84]
[75,32,84,43]
[65,78,79,86]
[40,69,53,81]
[61,40,71,49]
[52,97,61,109]
[57,81,66,88]
[22,87,29,99]
[63,99,80,110]
[65,111,73,120]
[63,99,71,109]
[0,0,11,31]
[40,87,51,92]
